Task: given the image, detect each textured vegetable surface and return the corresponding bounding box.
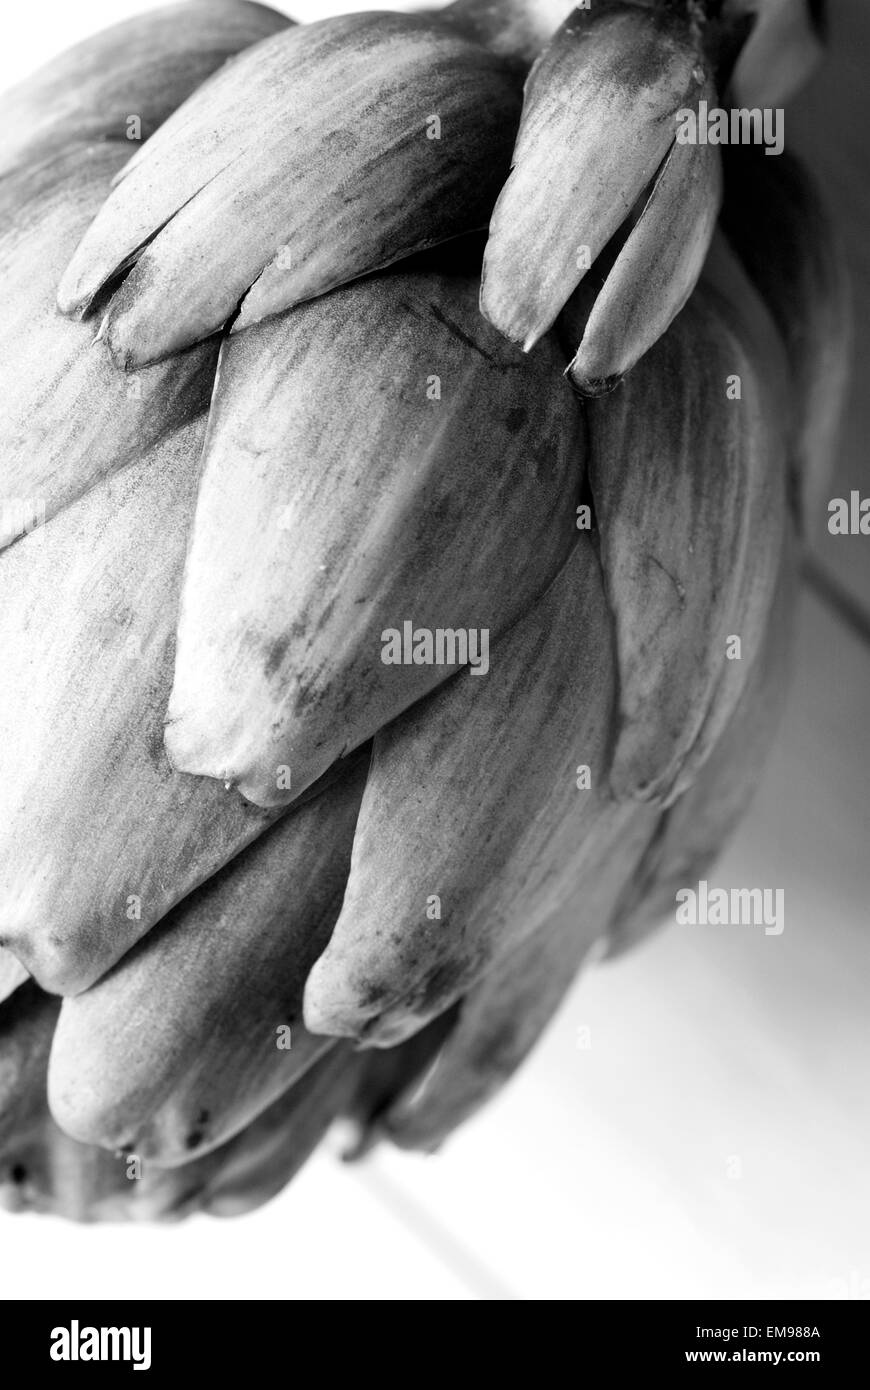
[0,0,846,1220]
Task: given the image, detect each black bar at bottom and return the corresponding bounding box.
[6,1299,865,1373]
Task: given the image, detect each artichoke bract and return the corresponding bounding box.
[0,0,847,1221]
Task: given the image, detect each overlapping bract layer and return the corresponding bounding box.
[303,538,662,1046]
[1,984,362,1222]
[166,270,582,805]
[58,11,522,365]
[48,760,369,1164]
[586,237,788,806]
[0,144,216,550]
[0,0,840,1220]
[480,3,721,392]
[0,421,278,996]
[0,0,291,178]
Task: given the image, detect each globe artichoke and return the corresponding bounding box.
[0,0,849,1222]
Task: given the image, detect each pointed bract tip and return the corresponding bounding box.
[567,360,624,397]
[479,282,542,352]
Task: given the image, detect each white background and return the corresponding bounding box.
[0,0,868,1300]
